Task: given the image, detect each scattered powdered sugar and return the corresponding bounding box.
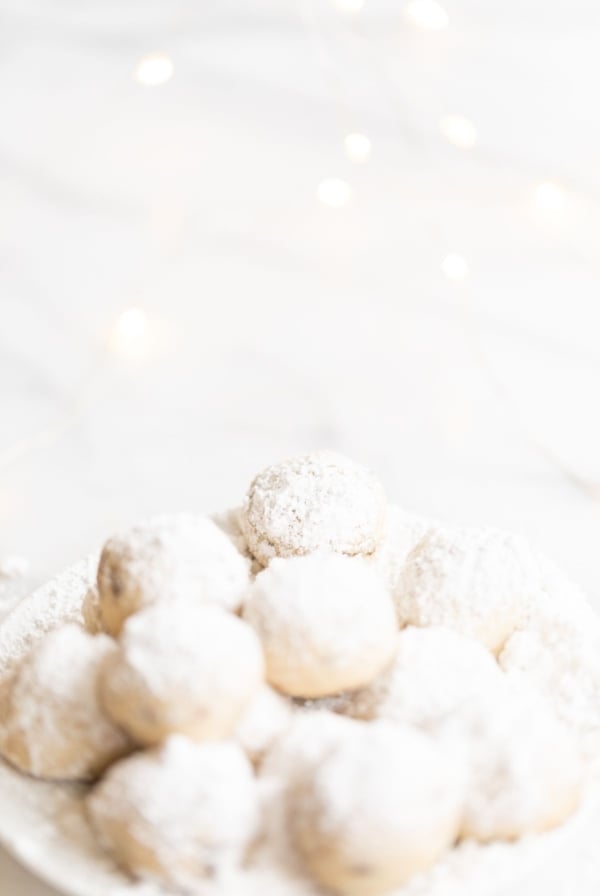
[0,624,130,780]
[243,553,397,697]
[2,739,600,896]
[240,452,387,567]
[395,526,543,652]
[87,736,260,889]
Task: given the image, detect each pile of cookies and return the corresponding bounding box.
[0,452,592,895]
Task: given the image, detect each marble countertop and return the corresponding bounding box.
[2,0,600,891]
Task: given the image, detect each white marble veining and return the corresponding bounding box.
[2,1,600,892]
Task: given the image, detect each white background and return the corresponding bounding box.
[2,1,600,891]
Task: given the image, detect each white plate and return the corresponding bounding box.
[1,562,600,896]
[0,558,168,896]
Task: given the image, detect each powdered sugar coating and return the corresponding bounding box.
[87,736,259,887]
[0,625,130,781]
[0,556,96,679]
[395,526,542,652]
[100,601,264,746]
[240,452,387,567]
[344,626,505,728]
[97,514,250,635]
[439,689,584,842]
[258,712,368,876]
[499,557,600,747]
[244,553,397,698]
[290,720,464,895]
[489,553,600,752]
[500,631,600,752]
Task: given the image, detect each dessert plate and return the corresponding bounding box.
[1,561,600,896]
[0,558,164,896]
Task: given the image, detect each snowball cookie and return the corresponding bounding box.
[240,452,387,567]
[499,624,600,741]
[0,625,131,780]
[234,685,292,764]
[345,626,505,728]
[244,553,397,698]
[444,690,584,842]
[97,513,250,636]
[289,720,464,896]
[100,601,264,746]
[87,736,259,887]
[258,712,363,871]
[395,526,542,653]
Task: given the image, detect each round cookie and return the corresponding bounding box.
[289,720,464,895]
[243,553,397,698]
[87,736,259,887]
[394,526,542,652]
[345,626,505,728]
[499,624,600,743]
[258,712,366,872]
[240,452,387,567]
[97,513,250,635]
[0,625,131,780]
[100,602,264,746]
[441,690,584,842]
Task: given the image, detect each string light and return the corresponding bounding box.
[344,133,372,164]
[134,53,174,86]
[317,178,353,208]
[439,115,478,149]
[534,181,565,212]
[111,307,150,357]
[404,0,449,30]
[443,253,469,281]
[8,1,598,537]
[332,0,364,13]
